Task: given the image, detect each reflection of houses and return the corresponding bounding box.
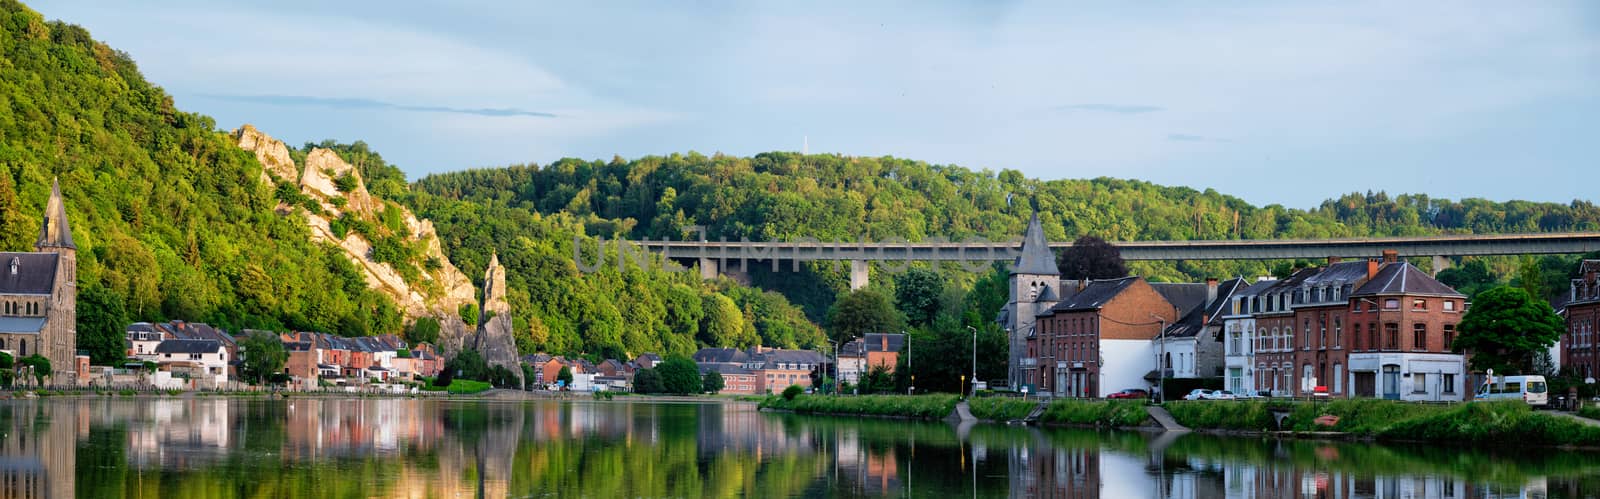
[0,400,78,498]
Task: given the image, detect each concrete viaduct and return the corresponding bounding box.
[621,232,1600,290]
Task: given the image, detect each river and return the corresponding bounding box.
[1,397,1594,498]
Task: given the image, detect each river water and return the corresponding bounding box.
[1,397,1594,498]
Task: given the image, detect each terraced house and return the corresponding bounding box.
[1562,260,1600,380]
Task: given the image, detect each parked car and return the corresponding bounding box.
[1107,388,1149,400]
[1183,389,1214,401]
[1211,390,1238,400]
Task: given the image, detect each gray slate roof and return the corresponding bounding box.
[1353,262,1464,297]
[693,347,749,364]
[1011,211,1060,276]
[155,339,223,354]
[1048,277,1140,313]
[861,333,905,353]
[1151,282,1208,317]
[0,253,58,295]
[0,317,45,334]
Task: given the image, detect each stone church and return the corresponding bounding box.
[0,178,77,384]
[996,211,1063,391]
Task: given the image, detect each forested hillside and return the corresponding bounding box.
[0,1,402,363]
[413,152,1600,318]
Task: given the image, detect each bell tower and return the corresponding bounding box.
[34,177,76,383]
[1005,210,1060,389]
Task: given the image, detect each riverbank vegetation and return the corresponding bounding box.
[1164,399,1600,447]
[758,394,959,419]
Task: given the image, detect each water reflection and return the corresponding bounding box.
[0,398,1595,498]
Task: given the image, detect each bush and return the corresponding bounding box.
[1579,405,1600,421]
[1378,401,1600,446]
[782,384,804,401]
[1039,400,1150,427]
[967,397,1037,421]
[444,379,492,394]
[760,394,960,419]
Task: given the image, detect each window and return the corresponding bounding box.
[1412,298,1427,311]
[1414,373,1427,393]
[1413,323,1427,351]
[1384,298,1400,310]
[1333,317,1342,348]
[1444,300,1456,312]
[1443,374,1456,394]
[1385,323,1399,350]
[1443,324,1456,350]
[1319,317,1327,349]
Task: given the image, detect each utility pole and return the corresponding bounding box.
[967,325,978,397]
[1149,313,1167,402]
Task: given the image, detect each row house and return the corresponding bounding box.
[698,363,760,394]
[276,332,433,384]
[1028,276,1184,398]
[693,346,828,394]
[125,321,238,363]
[152,339,229,387]
[1561,260,1600,380]
[1222,253,1468,400]
[1154,278,1245,382]
[1346,260,1468,401]
[1222,279,1279,395]
[837,333,904,384]
[1290,259,1371,397]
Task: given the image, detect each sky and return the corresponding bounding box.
[31,1,1600,208]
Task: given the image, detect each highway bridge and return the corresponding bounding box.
[605,232,1600,289]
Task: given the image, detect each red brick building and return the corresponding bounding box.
[1346,261,1467,401]
[1289,260,1371,396]
[1029,277,1182,398]
[1562,260,1600,379]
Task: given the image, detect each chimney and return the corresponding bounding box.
[1382,250,1398,264]
[1077,279,1087,292]
[1206,278,1219,304]
[1367,259,1380,280]
[880,335,888,351]
[1328,256,1342,264]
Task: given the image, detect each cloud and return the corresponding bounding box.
[199,94,557,118]
[1054,104,1164,114]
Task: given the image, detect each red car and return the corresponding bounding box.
[1106,388,1149,399]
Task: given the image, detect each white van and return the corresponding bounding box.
[1475,375,1548,407]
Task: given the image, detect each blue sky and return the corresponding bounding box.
[33,1,1600,208]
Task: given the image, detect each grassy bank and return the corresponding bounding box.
[1039,400,1149,427]
[1165,399,1600,447]
[1579,405,1600,421]
[967,398,1037,421]
[420,379,492,394]
[759,394,959,419]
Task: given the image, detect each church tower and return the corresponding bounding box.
[34,178,76,384]
[1003,210,1060,390]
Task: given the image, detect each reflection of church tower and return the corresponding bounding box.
[1001,211,1060,389]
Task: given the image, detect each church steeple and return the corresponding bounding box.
[1012,209,1059,276]
[35,177,75,251]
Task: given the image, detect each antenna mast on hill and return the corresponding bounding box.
[803,135,808,155]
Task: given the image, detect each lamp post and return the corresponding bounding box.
[966,325,977,398]
[827,339,839,396]
[1149,313,1167,402]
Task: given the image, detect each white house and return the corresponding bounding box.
[153,339,229,388]
[126,322,167,361]
[1222,279,1277,396]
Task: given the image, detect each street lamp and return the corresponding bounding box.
[966,325,977,398]
[1149,313,1167,402]
[827,339,839,396]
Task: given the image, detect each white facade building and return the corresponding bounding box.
[1346,352,1467,402]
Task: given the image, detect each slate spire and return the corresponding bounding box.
[35,177,75,250]
[1012,209,1059,276]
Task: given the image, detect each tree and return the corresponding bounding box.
[1437,259,1497,299]
[702,371,725,394]
[861,364,894,394]
[407,317,441,345]
[700,293,748,347]
[459,303,480,327]
[895,267,944,327]
[1513,256,1548,302]
[238,331,289,385]
[826,289,903,344]
[19,354,51,386]
[0,352,13,388]
[1453,286,1564,374]
[446,350,489,381]
[0,169,32,252]
[77,284,128,365]
[657,356,702,395]
[557,366,573,385]
[1057,235,1128,280]
[633,368,665,394]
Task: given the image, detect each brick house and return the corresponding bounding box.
[1253,268,1315,397]
[1153,278,1243,383]
[1288,259,1372,396]
[837,333,904,384]
[699,363,759,394]
[1029,277,1183,398]
[1346,261,1468,401]
[1562,260,1600,380]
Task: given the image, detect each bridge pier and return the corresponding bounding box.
[1431,255,1451,277]
[698,257,718,281]
[849,260,869,291]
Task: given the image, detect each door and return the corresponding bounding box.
[1355,372,1375,397]
[1382,365,1400,400]
[1055,370,1067,398]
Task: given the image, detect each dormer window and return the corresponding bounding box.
[7,257,16,275]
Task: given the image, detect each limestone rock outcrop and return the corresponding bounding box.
[231,124,477,323]
[473,253,524,388]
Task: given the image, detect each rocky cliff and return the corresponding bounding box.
[472,253,524,387]
[231,125,507,360]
